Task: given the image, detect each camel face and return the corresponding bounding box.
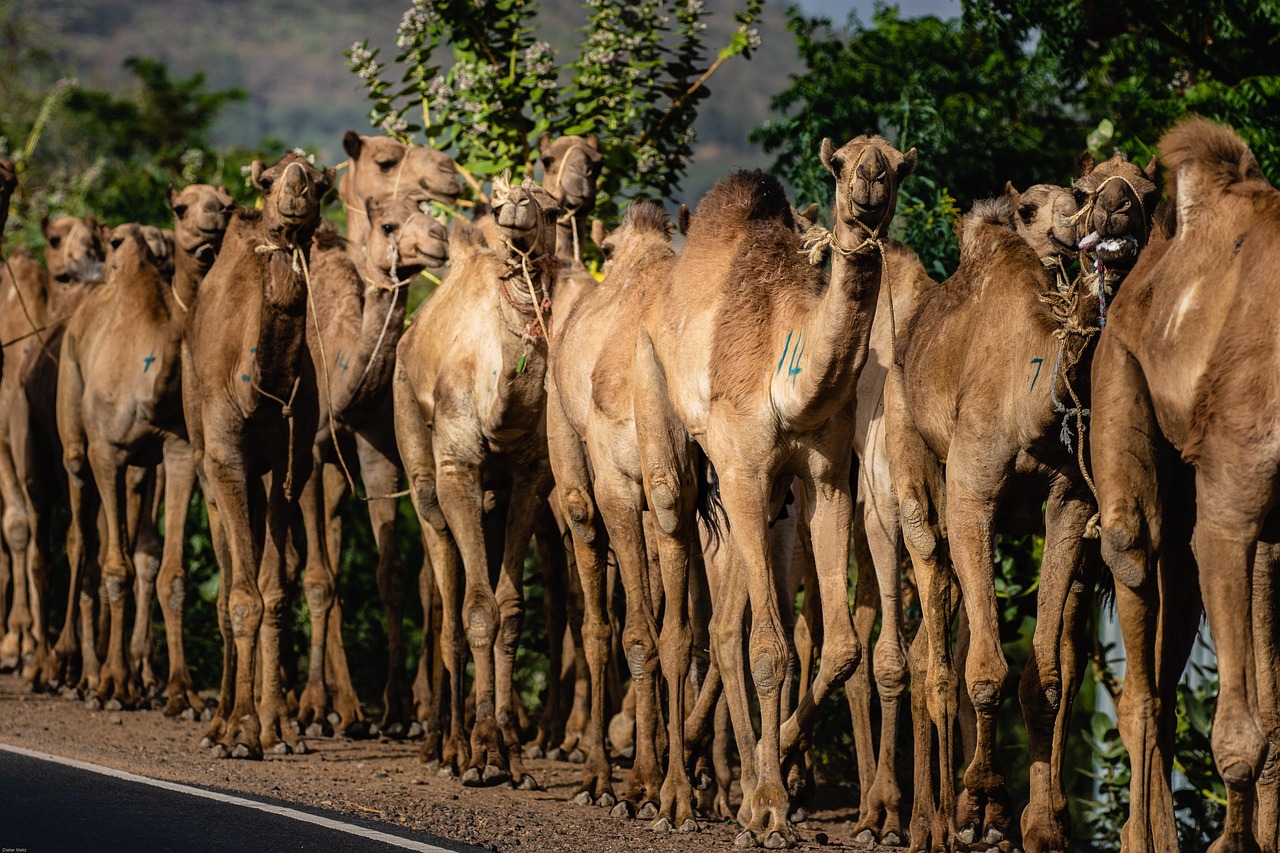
[1006,183,1079,261]
[342,131,461,207]
[365,196,449,274]
[169,184,235,261]
[42,214,104,284]
[538,133,602,212]
[1074,153,1160,270]
[822,136,917,237]
[492,179,560,256]
[102,225,161,287]
[251,152,334,238]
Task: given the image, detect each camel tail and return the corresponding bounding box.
[696,456,728,546]
[1160,115,1264,196]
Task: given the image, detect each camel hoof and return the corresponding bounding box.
[881,831,902,847]
[854,829,876,846]
[791,807,808,824]
[547,747,566,762]
[294,741,309,755]
[985,825,1005,845]
[407,722,423,739]
[180,708,197,723]
[231,743,259,760]
[957,827,976,846]
[568,747,586,764]
[525,744,545,760]
[481,764,510,786]
[517,774,539,791]
[734,830,759,848]
[104,698,122,712]
[651,817,672,833]
[210,743,230,759]
[765,831,793,849]
[272,742,292,755]
[326,712,343,728]
[679,818,699,833]
[85,696,101,711]
[461,767,483,786]
[306,722,327,739]
[597,792,616,808]
[437,766,457,780]
[574,791,593,806]
[200,735,216,749]
[201,707,215,723]
[610,802,632,819]
[638,802,658,820]
[384,723,405,739]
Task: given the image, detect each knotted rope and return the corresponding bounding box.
[499,238,553,342]
[800,212,894,357]
[1038,275,1102,538]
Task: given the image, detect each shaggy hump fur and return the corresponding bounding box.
[688,169,795,241]
[1161,114,1265,195]
[619,199,671,237]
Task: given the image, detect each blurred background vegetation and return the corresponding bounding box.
[4,0,1278,849]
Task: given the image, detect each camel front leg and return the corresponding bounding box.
[296,457,334,732]
[0,423,32,673]
[1252,542,1280,851]
[157,439,204,717]
[127,465,162,698]
[319,457,365,734]
[529,500,568,757]
[89,442,139,709]
[56,440,101,692]
[257,464,304,755]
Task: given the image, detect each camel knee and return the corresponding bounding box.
[1018,667,1062,727]
[748,627,789,697]
[873,636,909,698]
[228,589,263,637]
[899,496,935,561]
[561,487,595,544]
[463,592,498,648]
[1100,502,1148,589]
[162,569,186,617]
[1213,711,1268,789]
[409,472,445,531]
[2,506,29,552]
[649,476,684,537]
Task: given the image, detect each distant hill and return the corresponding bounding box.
[32,0,808,207]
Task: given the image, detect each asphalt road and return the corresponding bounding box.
[0,745,485,853]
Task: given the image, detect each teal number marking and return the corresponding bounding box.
[334,348,350,373]
[788,330,805,383]
[776,330,794,376]
[143,349,156,373]
[1029,357,1044,392]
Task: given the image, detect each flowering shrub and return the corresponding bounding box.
[347,0,762,220]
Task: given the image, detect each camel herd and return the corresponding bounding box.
[0,114,1276,852]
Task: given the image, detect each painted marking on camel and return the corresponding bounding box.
[776,330,793,375]
[143,349,156,373]
[0,741,462,853]
[777,330,804,383]
[1029,357,1044,392]
[335,348,350,373]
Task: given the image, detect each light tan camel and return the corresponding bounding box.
[295,197,447,737]
[395,176,560,788]
[547,201,680,820]
[885,156,1158,853]
[339,131,459,259]
[634,138,914,848]
[1,216,103,678]
[1091,116,1280,853]
[184,151,334,758]
[537,133,602,263]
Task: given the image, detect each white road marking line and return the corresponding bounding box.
[0,741,460,853]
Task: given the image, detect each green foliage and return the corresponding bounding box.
[348,0,763,220]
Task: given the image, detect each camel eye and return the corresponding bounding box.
[173,205,188,218]
[381,222,397,236]
[1018,204,1036,225]
[377,158,399,172]
[48,235,61,248]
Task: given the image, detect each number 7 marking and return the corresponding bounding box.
[1029,357,1044,392]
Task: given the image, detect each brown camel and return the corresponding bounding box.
[885,156,1158,853]
[395,176,560,789]
[537,133,603,263]
[294,197,447,737]
[184,151,334,758]
[339,131,460,260]
[633,138,914,847]
[1,215,103,677]
[547,201,681,821]
[1091,116,1280,853]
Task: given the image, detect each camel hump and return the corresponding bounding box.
[447,217,488,260]
[1160,115,1264,194]
[691,169,793,236]
[620,200,670,235]
[957,196,1015,263]
[313,222,346,252]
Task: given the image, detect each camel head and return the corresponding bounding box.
[537,133,603,214]
[103,224,165,291]
[364,196,450,279]
[0,158,16,238]
[1004,182,1079,262]
[251,151,335,244]
[168,183,235,265]
[341,131,461,208]
[1073,151,1160,273]
[491,175,561,258]
[138,225,175,278]
[42,214,105,284]
[820,135,916,244]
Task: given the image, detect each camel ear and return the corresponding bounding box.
[40,214,50,236]
[342,131,363,160]
[168,185,180,209]
[216,186,235,210]
[318,166,337,198]
[250,160,268,191]
[585,134,599,151]
[1003,181,1020,204]
[819,138,837,175]
[538,132,552,159]
[1143,154,1159,182]
[1076,150,1096,178]
[800,202,819,225]
[678,203,691,236]
[591,219,605,246]
[898,147,917,179]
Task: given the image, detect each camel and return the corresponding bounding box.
[339,131,460,261]
[395,176,560,789]
[294,197,447,737]
[546,201,680,820]
[1090,116,1280,852]
[885,155,1159,852]
[537,133,602,263]
[183,151,334,758]
[1,215,103,678]
[633,137,914,847]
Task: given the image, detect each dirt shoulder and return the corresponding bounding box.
[0,676,891,851]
